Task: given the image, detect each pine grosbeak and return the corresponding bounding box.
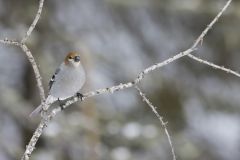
[30,52,86,116]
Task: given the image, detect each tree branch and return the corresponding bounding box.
[21,0,232,159]
[191,0,232,49]
[0,38,20,46]
[20,44,45,101]
[21,0,45,43]
[187,53,240,78]
[0,0,46,102]
[135,86,176,160]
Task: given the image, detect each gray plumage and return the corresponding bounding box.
[49,63,85,100]
[30,52,86,117]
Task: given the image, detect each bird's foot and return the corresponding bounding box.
[76,92,84,101]
[58,98,65,110]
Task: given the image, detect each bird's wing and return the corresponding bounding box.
[49,67,60,90]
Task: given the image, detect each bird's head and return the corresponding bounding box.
[64,52,81,67]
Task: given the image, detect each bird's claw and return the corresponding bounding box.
[58,98,64,110]
[76,92,84,101]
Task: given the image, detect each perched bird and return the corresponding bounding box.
[30,52,86,117]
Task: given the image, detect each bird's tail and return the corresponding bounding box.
[29,95,57,117]
[29,104,43,117]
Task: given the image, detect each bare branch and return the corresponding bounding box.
[135,86,176,160]
[21,0,232,158]
[21,115,52,160]
[58,0,232,109]
[0,40,45,101]
[0,0,46,102]
[21,0,45,43]
[0,1,47,157]
[0,38,20,46]
[191,0,232,49]
[20,44,45,101]
[133,0,232,84]
[187,54,240,78]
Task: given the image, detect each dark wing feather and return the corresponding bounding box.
[49,67,60,90]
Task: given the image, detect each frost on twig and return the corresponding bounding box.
[135,86,176,160]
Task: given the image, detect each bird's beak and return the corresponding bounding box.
[74,56,80,62]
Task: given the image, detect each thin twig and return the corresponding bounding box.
[0,0,46,102]
[188,54,240,78]
[191,0,232,49]
[0,1,46,159]
[20,44,45,101]
[21,117,50,160]
[0,41,45,102]
[135,86,176,160]
[59,0,233,107]
[21,0,45,43]
[0,38,21,46]
[21,0,232,158]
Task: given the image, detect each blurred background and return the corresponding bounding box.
[0,0,240,160]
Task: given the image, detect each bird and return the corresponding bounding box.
[30,52,86,117]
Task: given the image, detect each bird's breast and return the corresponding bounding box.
[49,65,86,99]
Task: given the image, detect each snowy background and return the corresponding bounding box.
[0,0,240,160]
